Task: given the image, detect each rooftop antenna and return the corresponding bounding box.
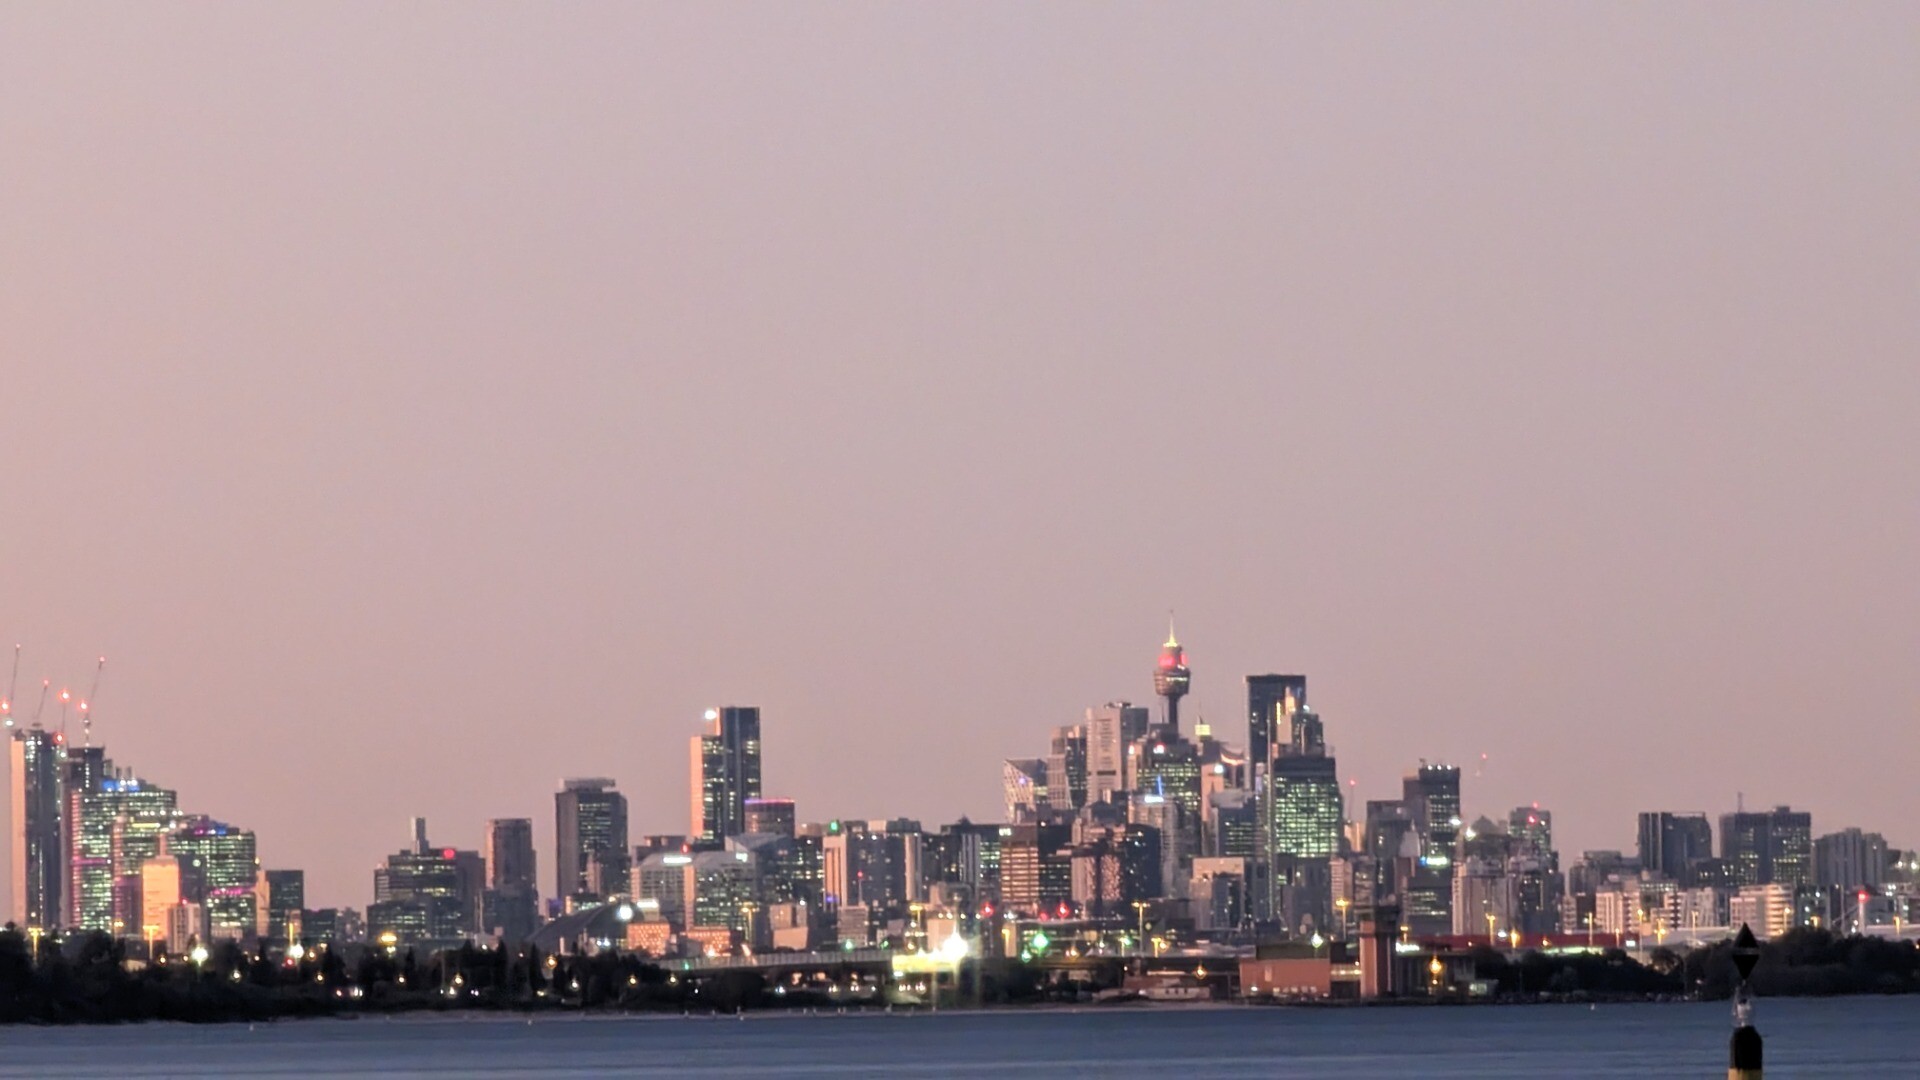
[78,656,104,747]
[2,644,18,728]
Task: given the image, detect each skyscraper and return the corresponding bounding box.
[1045,725,1088,813]
[9,727,63,928]
[1086,702,1149,806]
[1720,806,1813,887]
[1153,628,1191,732]
[1264,707,1342,934]
[555,778,628,901]
[1637,812,1713,880]
[482,818,539,942]
[1245,674,1308,774]
[689,706,763,845]
[1400,764,1462,936]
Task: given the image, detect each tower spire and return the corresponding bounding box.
[1165,610,1178,648]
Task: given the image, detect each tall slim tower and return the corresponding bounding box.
[9,727,63,928]
[1153,626,1191,733]
[690,706,763,845]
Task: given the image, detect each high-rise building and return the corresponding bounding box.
[1086,703,1149,806]
[1508,806,1555,863]
[370,821,484,946]
[1637,812,1713,881]
[1814,828,1888,894]
[1045,725,1088,813]
[264,869,304,945]
[140,855,183,950]
[482,817,539,942]
[1002,759,1047,822]
[1720,806,1813,887]
[743,798,796,838]
[168,817,260,940]
[689,707,763,845]
[1153,628,1191,732]
[1404,765,1462,863]
[555,778,628,901]
[1245,674,1308,773]
[9,727,64,929]
[485,818,536,893]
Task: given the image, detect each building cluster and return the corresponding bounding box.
[6,632,1916,980]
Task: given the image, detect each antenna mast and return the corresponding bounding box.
[79,656,104,747]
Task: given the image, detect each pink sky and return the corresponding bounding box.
[2,4,1916,907]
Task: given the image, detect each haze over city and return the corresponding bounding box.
[3,5,1916,909]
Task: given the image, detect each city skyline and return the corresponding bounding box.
[0,628,1903,912]
[4,5,1915,911]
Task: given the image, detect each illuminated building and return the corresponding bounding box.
[1509,806,1556,866]
[140,855,182,950]
[1153,627,1191,732]
[743,797,796,838]
[1245,673,1307,777]
[925,820,1005,904]
[168,816,260,940]
[264,869,304,946]
[634,851,693,928]
[1002,758,1047,822]
[370,822,484,946]
[9,727,64,929]
[1399,765,1461,936]
[555,777,628,901]
[68,767,182,933]
[1720,806,1813,887]
[1046,725,1088,813]
[689,706,763,845]
[689,850,760,939]
[998,823,1073,915]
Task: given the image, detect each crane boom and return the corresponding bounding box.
[80,656,104,746]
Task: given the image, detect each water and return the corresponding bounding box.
[0,998,1913,1077]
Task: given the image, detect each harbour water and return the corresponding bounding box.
[0,997,1911,1078]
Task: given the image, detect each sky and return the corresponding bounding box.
[2,4,1916,909]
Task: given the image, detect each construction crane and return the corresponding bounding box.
[57,686,71,742]
[2,643,18,729]
[78,656,104,747]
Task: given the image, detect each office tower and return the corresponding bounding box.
[139,854,182,949]
[1153,628,1191,732]
[264,870,304,945]
[1404,764,1463,862]
[167,817,260,940]
[370,821,485,946]
[1245,674,1308,774]
[482,817,538,942]
[634,851,693,929]
[10,727,63,928]
[1002,759,1047,822]
[67,765,181,933]
[1720,806,1813,887]
[998,823,1074,915]
[1637,812,1713,880]
[1508,806,1555,862]
[743,798,796,838]
[1086,703,1149,806]
[485,818,537,893]
[689,706,763,845]
[556,777,628,900]
[1262,705,1342,934]
[1045,725,1089,813]
[1814,828,1888,894]
[925,820,1005,904]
